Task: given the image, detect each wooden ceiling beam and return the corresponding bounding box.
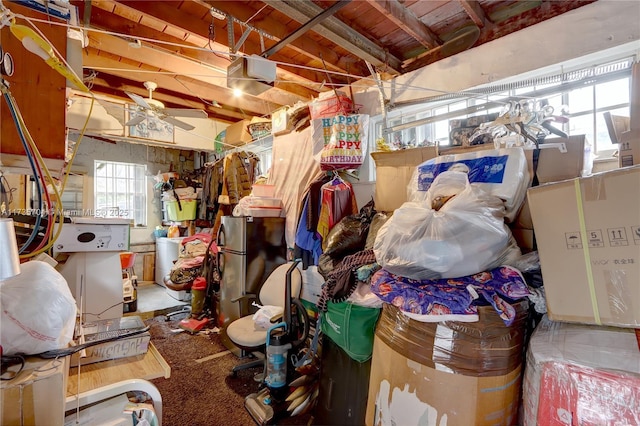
[366,0,441,49]
[262,0,402,73]
[81,0,322,99]
[86,32,307,107]
[203,0,369,78]
[457,0,488,28]
[83,47,279,117]
[101,0,340,89]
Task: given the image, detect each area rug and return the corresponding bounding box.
[145,315,313,426]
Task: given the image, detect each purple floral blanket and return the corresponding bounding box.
[370,265,530,326]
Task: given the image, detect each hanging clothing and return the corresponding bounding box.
[294,191,323,269]
[293,174,333,269]
[317,177,358,249]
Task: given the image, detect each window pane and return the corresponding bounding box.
[569,114,594,146]
[596,78,630,109]
[569,86,593,113]
[94,160,147,226]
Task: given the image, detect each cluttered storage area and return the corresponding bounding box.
[1,1,640,425]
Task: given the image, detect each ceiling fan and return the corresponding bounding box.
[124,81,208,131]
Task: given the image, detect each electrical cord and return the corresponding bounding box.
[1,85,57,254]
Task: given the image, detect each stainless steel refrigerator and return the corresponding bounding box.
[216,215,287,354]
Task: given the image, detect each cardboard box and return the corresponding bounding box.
[516,135,586,229]
[371,146,438,212]
[619,128,640,167]
[511,226,536,253]
[527,165,640,327]
[224,119,253,146]
[71,332,151,366]
[1,356,69,425]
[271,106,291,136]
[617,62,640,167]
[366,336,522,426]
[366,303,527,425]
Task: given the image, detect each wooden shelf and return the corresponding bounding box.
[66,343,170,397]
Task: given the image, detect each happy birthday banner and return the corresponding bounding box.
[312,114,370,171]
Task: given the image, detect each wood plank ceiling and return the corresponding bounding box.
[64,0,595,124]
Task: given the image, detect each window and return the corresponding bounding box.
[94,160,147,226]
[379,57,633,160]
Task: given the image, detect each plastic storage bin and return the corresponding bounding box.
[252,184,275,197]
[248,207,282,217]
[166,200,197,221]
[249,197,281,208]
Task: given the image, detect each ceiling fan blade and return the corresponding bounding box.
[162,108,208,119]
[96,99,126,126]
[125,91,153,110]
[162,116,195,131]
[125,114,146,126]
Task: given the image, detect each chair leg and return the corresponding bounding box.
[231,352,265,380]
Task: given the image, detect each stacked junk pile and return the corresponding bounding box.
[294,141,639,425]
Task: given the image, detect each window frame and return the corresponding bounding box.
[94,160,147,227]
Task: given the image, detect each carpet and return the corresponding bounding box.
[145,315,314,426]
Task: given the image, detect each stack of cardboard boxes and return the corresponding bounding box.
[366,127,640,424]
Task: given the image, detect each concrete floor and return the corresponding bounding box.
[128,281,189,319]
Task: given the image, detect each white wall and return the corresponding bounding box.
[70,135,197,244]
[66,94,229,151]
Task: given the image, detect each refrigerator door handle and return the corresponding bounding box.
[217,252,225,274]
[217,224,226,248]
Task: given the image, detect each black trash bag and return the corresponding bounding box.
[364,211,393,251]
[317,253,338,280]
[323,199,376,258]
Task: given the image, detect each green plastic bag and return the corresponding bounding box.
[321,301,381,362]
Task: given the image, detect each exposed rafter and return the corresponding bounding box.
[262,0,403,73]
[366,0,441,49]
[457,0,488,28]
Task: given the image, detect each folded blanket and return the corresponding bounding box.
[370,265,530,326]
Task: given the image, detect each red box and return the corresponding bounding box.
[538,362,640,426]
[309,93,355,119]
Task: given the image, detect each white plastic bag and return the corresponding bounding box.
[0,261,77,355]
[252,303,283,330]
[374,172,520,280]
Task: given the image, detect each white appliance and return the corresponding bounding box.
[55,217,130,252]
[154,237,188,301]
[55,218,130,322]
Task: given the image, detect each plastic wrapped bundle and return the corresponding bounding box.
[0,261,77,355]
[373,171,521,280]
[522,316,640,426]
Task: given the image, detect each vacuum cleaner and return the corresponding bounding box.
[178,238,221,334]
[244,260,310,426]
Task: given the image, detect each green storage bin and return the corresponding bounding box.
[166,200,197,221]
